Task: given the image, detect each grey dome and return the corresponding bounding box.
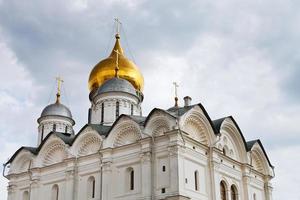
[97,78,137,96]
[40,102,73,119]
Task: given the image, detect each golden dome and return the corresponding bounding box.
[88,34,144,92]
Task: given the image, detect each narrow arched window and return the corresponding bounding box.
[53,124,56,132]
[194,170,199,191]
[131,104,134,115]
[116,101,120,118]
[23,191,29,200]
[51,184,59,200]
[87,176,96,199]
[41,125,44,140]
[253,193,256,200]
[127,167,134,191]
[101,102,104,124]
[220,181,227,200]
[65,126,68,133]
[231,185,238,200]
[223,147,226,156]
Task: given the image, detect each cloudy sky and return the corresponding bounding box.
[0,0,299,199]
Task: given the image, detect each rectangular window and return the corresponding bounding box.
[131,104,133,115]
[101,103,104,123]
[116,101,120,118]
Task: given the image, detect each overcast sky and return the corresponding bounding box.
[0,0,299,199]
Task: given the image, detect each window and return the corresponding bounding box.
[65,126,68,133]
[222,147,226,156]
[131,104,134,115]
[116,101,120,118]
[53,124,56,132]
[161,188,166,193]
[101,103,104,123]
[87,176,96,199]
[194,170,199,191]
[41,125,44,141]
[220,181,227,200]
[51,184,59,200]
[127,167,134,191]
[253,193,256,200]
[162,165,166,172]
[23,191,29,200]
[231,185,238,200]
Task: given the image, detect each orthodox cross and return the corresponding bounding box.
[173,82,179,107]
[114,49,121,78]
[114,18,122,35]
[55,76,64,103]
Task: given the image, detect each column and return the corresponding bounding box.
[140,151,152,199]
[264,180,273,200]
[64,169,75,200]
[102,161,112,200]
[7,183,17,200]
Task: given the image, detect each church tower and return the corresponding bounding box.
[87,25,144,126]
[37,78,75,145]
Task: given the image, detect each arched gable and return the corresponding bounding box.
[250,142,273,176]
[217,117,248,163]
[144,108,176,137]
[180,105,216,146]
[36,135,68,167]
[104,116,142,148]
[9,149,34,174]
[71,126,102,156]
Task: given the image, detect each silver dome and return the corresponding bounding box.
[40,102,73,119]
[97,77,137,96]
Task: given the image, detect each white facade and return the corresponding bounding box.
[4,104,274,200]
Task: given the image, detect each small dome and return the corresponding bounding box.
[88,34,144,92]
[40,102,73,119]
[97,77,137,96]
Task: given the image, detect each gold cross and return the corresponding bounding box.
[114,18,122,35]
[173,82,179,98]
[55,76,64,103]
[114,49,121,78]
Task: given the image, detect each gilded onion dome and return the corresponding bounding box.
[88,34,144,92]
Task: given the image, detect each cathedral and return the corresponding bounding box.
[3,26,274,200]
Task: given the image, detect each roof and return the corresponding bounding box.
[247,139,274,168]
[38,102,74,124]
[96,78,138,97]
[7,103,273,169]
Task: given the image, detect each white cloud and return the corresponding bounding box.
[269,145,300,200]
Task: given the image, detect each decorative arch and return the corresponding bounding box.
[113,125,141,147]
[105,117,142,148]
[146,116,174,137]
[180,107,215,146]
[10,150,33,174]
[251,147,268,174]
[38,138,67,166]
[218,117,248,163]
[72,128,102,156]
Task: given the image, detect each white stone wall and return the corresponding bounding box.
[90,92,141,125]
[37,116,74,145]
